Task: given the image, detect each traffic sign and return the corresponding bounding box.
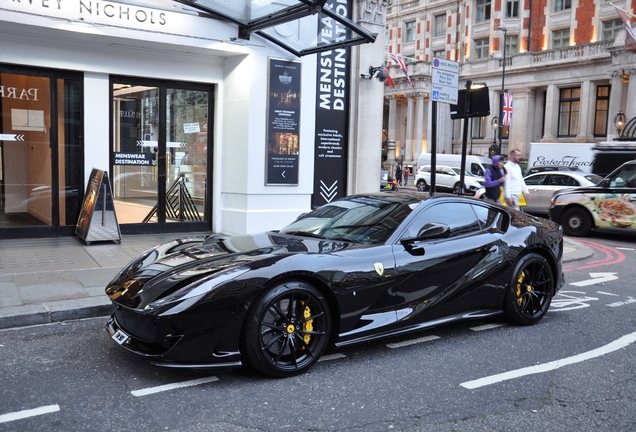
[431,57,459,105]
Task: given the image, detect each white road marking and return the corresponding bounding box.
[386,335,440,349]
[550,290,598,311]
[470,323,508,332]
[597,291,619,296]
[0,404,60,424]
[318,353,346,362]
[615,247,634,251]
[607,297,636,308]
[570,272,618,287]
[460,330,636,389]
[131,377,218,397]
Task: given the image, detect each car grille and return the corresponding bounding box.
[113,304,158,342]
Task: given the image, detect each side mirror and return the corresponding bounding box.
[401,223,451,255]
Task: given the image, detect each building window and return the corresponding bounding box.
[505,35,518,56]
[433,50,445,58]
[476,0,491,22]
[471,117,485,139]
[434,15,445,37]
[554,0,571,11]
[594,85,610,136]
[552,29,570,48]
[506,0,519,17]
[602,19,623,40]
[558,87,581,137]
[405,21,416,42]
[474,38,489,59]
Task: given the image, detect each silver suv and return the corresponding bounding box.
[414,165,484,195]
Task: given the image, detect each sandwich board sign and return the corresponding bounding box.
[75,169,122,245]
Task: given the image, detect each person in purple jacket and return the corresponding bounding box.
[484,154,506,203]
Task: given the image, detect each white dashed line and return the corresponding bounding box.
[470,323,508,331]
[597,291,619,296]
[607,297,636,308]
[318,353,346,362]
[386,335,440,349]
[0,404,60,424]
[131,377,219,397]
[460,330,636,389]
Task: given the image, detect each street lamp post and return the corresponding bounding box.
[498,26,508,152]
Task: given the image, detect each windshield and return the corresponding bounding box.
[280,196,415,243]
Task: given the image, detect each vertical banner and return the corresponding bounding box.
[266,58,301,185]
[312,0,351,208]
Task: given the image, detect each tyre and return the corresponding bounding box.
[503,253,554,325]
[453,182,461,194]
[241,281,331,377]
[561,207,593,237]
[416,180,428,191]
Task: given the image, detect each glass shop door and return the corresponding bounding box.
[111,79,212,234]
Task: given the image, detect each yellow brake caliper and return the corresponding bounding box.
[516,271,531,306]
[302,304,313,347]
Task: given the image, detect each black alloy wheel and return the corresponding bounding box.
[561,207,593,237]
[503,253,554,325]
[242,281,331,377]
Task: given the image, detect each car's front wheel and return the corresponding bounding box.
[561,207,593,237]
[241,281,331,377]
[503,253,554,325]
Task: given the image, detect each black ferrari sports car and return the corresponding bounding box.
[105,192,564,377]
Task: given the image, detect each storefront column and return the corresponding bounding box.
[349,0,391,195]
[543,84,558,140]
[608,70,623,140]
[414,92,425,162]
[509,88,532,157]
[577,81,591,141]
[404,92,414,165]
[386,95,397,172]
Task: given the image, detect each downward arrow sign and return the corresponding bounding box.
[570,272,618,287]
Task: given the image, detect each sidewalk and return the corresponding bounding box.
[0,229,594,330]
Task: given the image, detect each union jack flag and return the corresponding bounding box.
[387,53,414,87]
[502,92,513,126]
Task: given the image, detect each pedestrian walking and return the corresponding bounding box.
[503,149,531,210]
[403,167,409,186]
[484,154,506,203]
[395,165,402,186]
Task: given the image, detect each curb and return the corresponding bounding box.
[0,297,111,330]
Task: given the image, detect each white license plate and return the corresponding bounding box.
[112,329,129,345]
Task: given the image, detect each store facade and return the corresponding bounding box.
[1,0,383,239]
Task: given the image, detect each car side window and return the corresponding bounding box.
[547,174,569,186]
[403,203,482,239]
[470,163,483,176]
[471,203,506,232]
[525,174,547,186]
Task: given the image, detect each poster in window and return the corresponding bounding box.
[266,58,301,185]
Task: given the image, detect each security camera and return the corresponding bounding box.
[360,73,371,79]
[376,69,388,83]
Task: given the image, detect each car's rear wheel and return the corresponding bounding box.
[503,253,554,325]
[561,207,593,237]
[453,182,461,194]
[416,180,428,191]
[241,281,331,377]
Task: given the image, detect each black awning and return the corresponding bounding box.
[173,0,376,56]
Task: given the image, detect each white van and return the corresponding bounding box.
[417,153,493,177]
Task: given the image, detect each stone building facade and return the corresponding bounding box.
[383,0,636,173]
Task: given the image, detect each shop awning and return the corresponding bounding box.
[171,0,377,57]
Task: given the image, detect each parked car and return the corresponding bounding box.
[522,171,603,215]
[550,159,636,236]
[525,164,582,176]
[380,169,398,191]
[105,192,564,377]
[414,165,484,194]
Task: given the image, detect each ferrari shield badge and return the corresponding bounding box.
[374,262,384,276]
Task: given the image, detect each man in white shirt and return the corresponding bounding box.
[503,149,531,210]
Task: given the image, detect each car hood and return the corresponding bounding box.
[105,232,358,307]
